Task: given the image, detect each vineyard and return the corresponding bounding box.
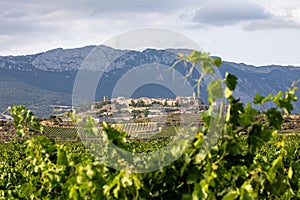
[0,51,300,199]
[0,123,299,199]
[43,126,79,140]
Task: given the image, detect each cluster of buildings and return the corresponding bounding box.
[0,94,208,123]
[111,93,204,107]
[90,94,207,121]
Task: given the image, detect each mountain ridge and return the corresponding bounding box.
[0,45,299,116]
[1,45,299,71]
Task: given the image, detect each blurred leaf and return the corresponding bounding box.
[222,190,239,200]
[212,57,222,67]
[266,108,283,129]
[207,79,223,104]
[225,73,238,91]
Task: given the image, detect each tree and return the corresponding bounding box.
[143,109,149,117]
[129,99,136,107]
[136,100,145,107]
[164,101,168,107]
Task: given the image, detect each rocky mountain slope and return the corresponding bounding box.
[0,45,299,116]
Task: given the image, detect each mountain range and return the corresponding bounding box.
[0,45,299,117]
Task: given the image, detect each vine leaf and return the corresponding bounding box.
[212,57,222,67]
[225,73,238,91]
[207,79,223,104]
[266,108,283,129]
[253,93,273,104]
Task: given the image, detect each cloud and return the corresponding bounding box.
[192,0,271,26]
[0,0,194,37]
[2,10,27,18]
[190,0,300,30]
[243,17,300,31]
[0,0,195,55]
[0,0,198,16]
[0,18,57,36]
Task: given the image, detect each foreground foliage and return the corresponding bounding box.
[0,51,299,199]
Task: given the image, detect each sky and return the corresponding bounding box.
[1,0,300,66]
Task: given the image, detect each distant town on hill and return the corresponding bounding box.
[0,45,300,117]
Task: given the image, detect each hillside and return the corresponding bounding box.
[1,45,300,117]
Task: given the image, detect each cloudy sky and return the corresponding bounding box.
[1,0,300,66]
